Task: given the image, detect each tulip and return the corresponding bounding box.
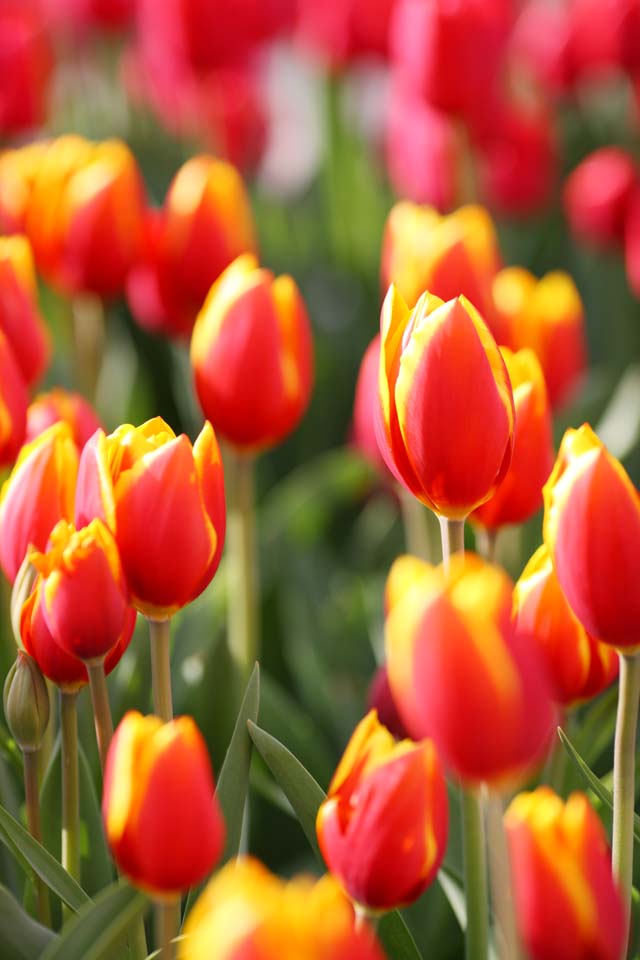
[296,0,398,66]
[316,710,447,911]
[0,330,28,468]
[492,267,587,409]
[0,422,79,584]
[505,788,624,960]
[351,336,390,477]
[0,2,53,136]
[471,348,554,531]
[75,417,225,619]
[376,287,514,520]
[26,388,102,450]
[0,144,46,234]
[564,147,637,249]
[103,711,225,893]
[0,235,50,386]
[179,857,385,960]
[510,1,574,94]
[191,254,314,451]
[366,665,408,740]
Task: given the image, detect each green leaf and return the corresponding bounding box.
[0,884,57,959]
[40,881,148,960]
[247,721,423,960]
[0,804,89,913]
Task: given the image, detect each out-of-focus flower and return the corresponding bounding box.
[385,553,556,785]
[0,422,78,584]
[505,787,624,960]
[41,0,136,35]
[0,1,53,136]
[0,235,49,386]
[75,417,225,619]
[0,143,47,235]
[544,424,640,649]
[376,287,514,519]
[26,388,102,450]
[514,544,618,706]
[179,857,386,960]
[471,348,553,531]
[510,1,574,95]
[351,335,389,476]
[492,267,587,409]
[191,254,314,451]
[366,664,408,740]
[296,0,398,67]
[3,651,49,753]
[103,711,225,894]
[564,147,637,249]
[0,330,27,468]
[316,710,447,911]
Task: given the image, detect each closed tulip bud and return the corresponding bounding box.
[0,236,50,386]
[564,147,637,249]
[75,417,225,619]
[471,348,554,531]
[26,388,102,450]
[316,710,447,911]
[0,330,28,467]
[514,544,618,706]
[385,553,556,785]
[351,336,390,477]
[3,652,50,753]
[191,254,314,451]
[544,424,640,648]
[103,711,225,894]
[0,422,79,584]
[377,287,514,519]
[492,267,587,409]
[505,788,624,960]
[180,857,385,960]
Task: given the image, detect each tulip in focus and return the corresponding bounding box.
[0,236,50,386]
[103,711,224,893]
[376,286,514,519]
[316,710,447,911]
[191,254,314,451]
[505,788,624,960]
[26,388,102,450]
[0,330,27,468]
[564,147,637,249]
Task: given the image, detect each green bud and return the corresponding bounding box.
[3,652,50,753]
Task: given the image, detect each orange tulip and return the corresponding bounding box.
[26,388,102,450]
[514,545,618,706]
[0,330,27,468]
[75,417,225,618]
[316,710,447,911]
[0,236,50,386]
[179,857,385,960]
[385,553,555,785]
[505,788,624,960]
[191,254,314,451]
[0,143,47,235]
[544,424,640,648]
[377,287,514,519]
[471,348,554,531]
[0,422,78,583]
[492,267,587,409]
[103,711,225,894]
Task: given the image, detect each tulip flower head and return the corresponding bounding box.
[564,147,637,249]
[26,388,102,450]
[0,235,50,386]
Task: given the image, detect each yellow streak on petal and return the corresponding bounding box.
[271,274,303,401]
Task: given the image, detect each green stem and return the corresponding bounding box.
[353,903,380,934]
[155,898,179,960]
[486,790,519,960]
[149,618,174,723]
[86,660,114,772]
[461,787,490,960]
[225,450,259,692]
[474,527,498,564]
[438,516,466,572]
[71,294,105,404]
[60,691,80,908]
[612,652,640,953]
[399,488,438,562]
[23,751,50,926]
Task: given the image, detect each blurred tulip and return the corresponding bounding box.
[376,287,514,519]
[471,348,554,531]
[103,711,225,893]
[40,0,136,35]
[26,388,102,450]
[544,424,640,648]
[0,330,27,467]
[0,1,53,135]
[317,710,447,911]
[0,143,47,235]
[514,544,618,706]
[510,1,574,94]
[351,335,389,476]
[366,664,408,740]
[505,787,625,960]
[564,147,637,249]
[385,553,556,785]
[75,417,225,619]
[492,267,587,408]
[296,0,398,67]
[179,857,385,960]
[0,422,78,584]
[0,236,49,385]
[191,254,314,451]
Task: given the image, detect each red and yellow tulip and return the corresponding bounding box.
[0,235,50,386]
[26,388,102,450]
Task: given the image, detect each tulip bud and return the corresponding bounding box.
[103,711,225,894]
[514,544,618,706]
[0,236,50,386]
[505,788,625,960]
[376,287,514,519]
[26,388,102,450]
[0,330,28,467]
[3,652,50,753]
[317,710,447,911]
[544,424,640,648]
[564,147,637,249]
[191,254,314,451]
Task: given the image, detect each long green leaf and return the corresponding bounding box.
[0,804,89,913]
[0,884,57,959]
[247,721,423,960]
[40,881,148,960]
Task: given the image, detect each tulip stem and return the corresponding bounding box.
[60,691,80,906]
[399,489,438,562]
[438,517,465,572]
[612,651,640,952]
[149,618,174,723]
[71,293,105,404]
[225,450,259,695]
[474,527,498,564]
[23,750,50,926]
[486,790,519,960]
[86,660,114,772]
[354,903,379,934]
[461,787,490,960]
[155,897,179,960]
